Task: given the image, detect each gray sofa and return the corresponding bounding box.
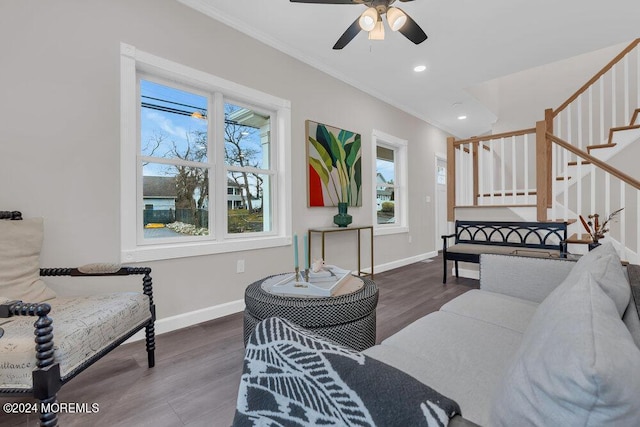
[364,242,640,426]
[234,242,640,426]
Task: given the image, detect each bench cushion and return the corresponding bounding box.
[0,292,151,390]
[446,243,559,258]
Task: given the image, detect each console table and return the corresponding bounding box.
[308,225,374,279]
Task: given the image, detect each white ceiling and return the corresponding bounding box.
[179,0,640,138]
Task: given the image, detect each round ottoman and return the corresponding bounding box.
[243,275,378,351]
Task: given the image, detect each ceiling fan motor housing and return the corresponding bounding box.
[370,0,393,15]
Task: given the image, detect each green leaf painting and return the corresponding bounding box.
[307,120,362,207]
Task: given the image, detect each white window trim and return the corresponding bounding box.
[120,43,292,262]
[371,129,409,236]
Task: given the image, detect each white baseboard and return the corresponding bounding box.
[125,299,245,343]
[365,251,439,274]
[126,251,440,342]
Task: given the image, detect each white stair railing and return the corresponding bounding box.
[552,39,640,150]
[548,133,640,262]
[449,129,537,209]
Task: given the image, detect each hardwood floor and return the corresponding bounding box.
[0,255,478,427]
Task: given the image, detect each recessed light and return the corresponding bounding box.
[458,115,467,120]
[413,65,427,72]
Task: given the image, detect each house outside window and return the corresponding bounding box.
[371,130,408,235]
[120,44,291,262]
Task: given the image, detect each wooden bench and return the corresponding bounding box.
[441,220,568,283]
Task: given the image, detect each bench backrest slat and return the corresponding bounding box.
[455,221,567,251]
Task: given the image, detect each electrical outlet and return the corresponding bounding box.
[408,235,413,243]
[237,259,245,273]
[425,196,431,203]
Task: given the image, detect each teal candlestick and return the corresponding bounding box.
[293,234,299,269]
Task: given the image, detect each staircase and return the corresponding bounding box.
[448,39,640,262]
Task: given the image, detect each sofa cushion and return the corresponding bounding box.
[440,289,538,333]
[564,242,630,316]
[490,272,640,427]
[234,317,461,427]
[0,292,151,389]
[0,217,56,302]
[364,311,523,426]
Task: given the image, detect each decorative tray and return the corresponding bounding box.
[262,265,352,297]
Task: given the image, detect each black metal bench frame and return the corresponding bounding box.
[0,211,156,427]
[441,220,568,283]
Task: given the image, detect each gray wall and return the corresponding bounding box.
[0,0,448,323]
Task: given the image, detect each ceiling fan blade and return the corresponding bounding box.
[289,0,361,4]
[333,18,362,50]
[397,10,427,45]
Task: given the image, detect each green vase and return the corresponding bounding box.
[333,202,353,227]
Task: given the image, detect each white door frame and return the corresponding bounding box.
[434,153,448,251]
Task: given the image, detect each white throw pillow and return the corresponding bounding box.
[490,272,640,426]
[565,242,630,316]
[0,217,56,302]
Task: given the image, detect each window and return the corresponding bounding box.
[120,44,291,262]
[371,130,408,235]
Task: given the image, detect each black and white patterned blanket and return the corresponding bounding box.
[233,317,461,427]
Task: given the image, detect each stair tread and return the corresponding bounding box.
[454,204,537,208]
[567,160,592,166]
[556,176,572,181]
[610,124,640,132]
[587,143,616,152]
[478,191,537,197]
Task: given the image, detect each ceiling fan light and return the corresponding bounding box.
[368,19,385,40]
[359,7,378,32]
[386,7,407,32]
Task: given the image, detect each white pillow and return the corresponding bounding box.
[0,218,56,302]
[565,242,630,316]
[490,272,640,426]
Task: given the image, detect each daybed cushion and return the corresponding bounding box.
[0,217,56,302]
[234,317,461,426]
[0,292,151,389]
[363,311,523,426]
[440,289,538,333]
[490,272,640,426]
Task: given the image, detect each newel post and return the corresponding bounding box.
[472,142,479,206]
[535,120,549,221]
[544,108,554,206]
[447,136,456,222]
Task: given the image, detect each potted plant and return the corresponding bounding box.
[579,207,623,250]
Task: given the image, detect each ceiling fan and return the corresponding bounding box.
[289,0,428,50]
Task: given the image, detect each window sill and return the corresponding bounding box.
[122,235,290,263]
[374,226,409,236]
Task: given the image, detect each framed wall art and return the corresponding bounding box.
[306,120,362,207]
